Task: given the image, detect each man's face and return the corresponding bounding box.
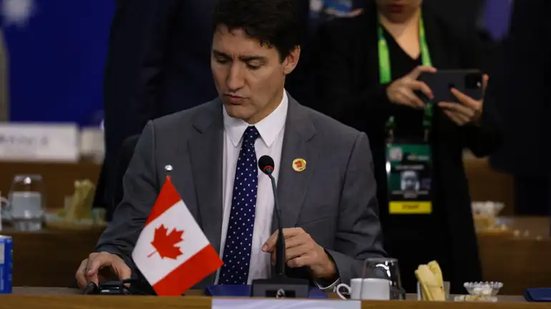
[211,25,300,124]
[401,171,419,191]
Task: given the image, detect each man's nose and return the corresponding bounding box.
[226,63,245,91]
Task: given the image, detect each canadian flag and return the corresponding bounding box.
[132,176,223,295]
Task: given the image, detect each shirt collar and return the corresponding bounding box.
[223,90,288,148]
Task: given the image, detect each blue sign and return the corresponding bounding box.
[1,0,114,126]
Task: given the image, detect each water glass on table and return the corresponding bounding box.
[7,174,45,231]
[417,280,451,301]
[362,257,406,300]
[0,190,8,230]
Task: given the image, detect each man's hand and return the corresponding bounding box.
[386,66,436,109]
[262,228,337,281]
[75,252,132,289]
[438,74,489,126]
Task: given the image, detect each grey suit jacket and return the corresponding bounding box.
[97,96,385,287]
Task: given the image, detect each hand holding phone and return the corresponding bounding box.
[385,66,436,109]
[418,69,487,126]
[418,69,483,103]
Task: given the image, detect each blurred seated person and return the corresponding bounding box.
[489,0,550,216]
[76,0,385,291]
[317,0,501,292]
[0,29,7,121]
[97,0,219,218]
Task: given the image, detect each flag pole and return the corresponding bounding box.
[164,164,173,181]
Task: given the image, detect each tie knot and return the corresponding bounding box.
[243,126,260,144]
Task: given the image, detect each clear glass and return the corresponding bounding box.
[363,257,405,300]
[0,190,8,230]
[8,174,45,231]
[417,281,451,301]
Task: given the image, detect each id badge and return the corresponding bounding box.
[385,143,432,214]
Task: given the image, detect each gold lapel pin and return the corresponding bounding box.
[292,158,307,172]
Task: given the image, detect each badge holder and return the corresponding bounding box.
[385,118,433,215]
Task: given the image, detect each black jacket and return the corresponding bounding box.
[100,0,218,209]
[490,0,550,176]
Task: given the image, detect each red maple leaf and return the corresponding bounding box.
[148,224,184,259]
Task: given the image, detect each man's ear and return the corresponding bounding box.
[283,46,301,75]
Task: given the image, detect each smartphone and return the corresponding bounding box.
[418,69,483,103]
[98,281,128,295]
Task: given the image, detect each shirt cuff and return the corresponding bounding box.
[314,277,341,292]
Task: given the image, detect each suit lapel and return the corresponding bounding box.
[188,100,224,252]
[273,96,317,231]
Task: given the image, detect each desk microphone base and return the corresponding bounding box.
[251,277,309,298]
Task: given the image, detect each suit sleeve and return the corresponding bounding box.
[452,27,503,156]
[325,132,386,284]
[96,121,160,274]
[461,85,503,157]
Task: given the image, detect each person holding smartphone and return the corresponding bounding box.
[317,0,501,292]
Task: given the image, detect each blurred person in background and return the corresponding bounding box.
[489,0,550,217]
[98,0,218,216]
[290,0,368,110]
[0,28,7,121]
[317,0,501,292]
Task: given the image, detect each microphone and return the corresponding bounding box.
[251,155,308,298]
[258,155,285,276]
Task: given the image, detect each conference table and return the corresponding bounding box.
[477,216,551,294]
[0,287,544,309]
[1,216,550,296]
[1,158,550,297]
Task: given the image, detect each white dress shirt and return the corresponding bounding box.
[217,91,288,284]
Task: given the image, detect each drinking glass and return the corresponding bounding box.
[0,190,8,230]
[8,174,45,231]
[417,281,451,301]
[363,257,405,300]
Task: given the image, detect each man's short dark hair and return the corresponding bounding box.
[213,0,301,61]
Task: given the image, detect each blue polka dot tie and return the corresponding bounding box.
[219,126,260,285]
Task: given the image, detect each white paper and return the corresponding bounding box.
[0,122,78,162]
[212,298,361,309]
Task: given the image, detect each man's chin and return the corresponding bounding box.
[224,104,250,121]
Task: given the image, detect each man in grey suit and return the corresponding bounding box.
[76,0,384,290]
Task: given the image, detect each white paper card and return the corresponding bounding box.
[212,298,361,309]
[0,123,78,162]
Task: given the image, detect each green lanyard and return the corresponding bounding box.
[378,15,433,132]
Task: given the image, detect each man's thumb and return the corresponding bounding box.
[115,262,132,280]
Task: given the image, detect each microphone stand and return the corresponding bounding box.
[269,173,286,277]
[251,171,309,298]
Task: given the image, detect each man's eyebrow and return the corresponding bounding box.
[212,50,266,62]
[212,50,229,57]
[239,55,266,62]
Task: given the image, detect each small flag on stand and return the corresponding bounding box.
[132,176,223,296]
